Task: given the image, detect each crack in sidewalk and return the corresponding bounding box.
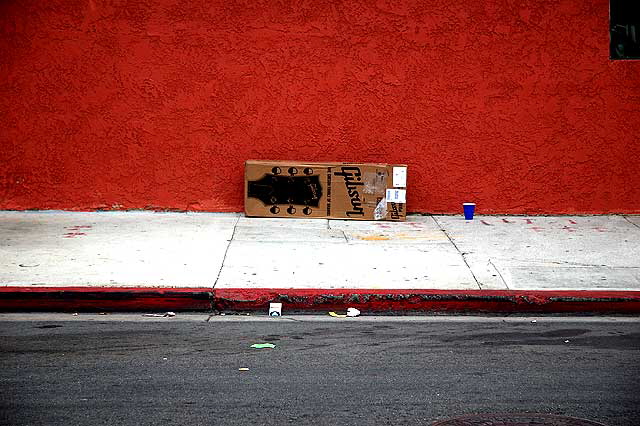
[486,257,633,268]
[431,216,482,290]
[212,215,240,291]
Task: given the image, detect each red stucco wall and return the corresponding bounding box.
[1,0,639,214]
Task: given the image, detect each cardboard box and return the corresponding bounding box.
[244,160,407,221]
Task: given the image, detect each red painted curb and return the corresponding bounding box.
[1,287,640,314]
[214,288,640,314]
[0,287,213,312]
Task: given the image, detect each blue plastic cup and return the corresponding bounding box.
[463,203,476,220]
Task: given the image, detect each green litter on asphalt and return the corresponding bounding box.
[250,343,276,349]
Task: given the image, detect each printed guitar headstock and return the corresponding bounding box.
[247,166,322,215]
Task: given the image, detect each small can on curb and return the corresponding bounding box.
[269,303,282,317]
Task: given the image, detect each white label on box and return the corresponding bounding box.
[393,167,407,187]
[386,189,406,203]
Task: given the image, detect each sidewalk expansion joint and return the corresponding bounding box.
[431,216,482,289]
[327,221,348,242]
[488,258,510,290]
[623,216,640,230]
[212,215,240,291]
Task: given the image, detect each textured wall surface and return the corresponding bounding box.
[1,0,639,214]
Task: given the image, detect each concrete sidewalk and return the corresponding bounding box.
[1,211,639,313]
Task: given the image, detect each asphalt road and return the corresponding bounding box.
[0,315,639,426]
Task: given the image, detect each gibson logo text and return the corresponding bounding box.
[334,167,364,217]
[390,202,401,220]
